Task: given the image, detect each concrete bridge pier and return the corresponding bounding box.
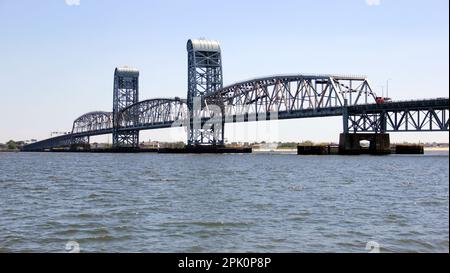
[339,133,391,155]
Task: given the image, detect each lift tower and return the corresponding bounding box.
[187,39,224,146]
[112,67,139,149]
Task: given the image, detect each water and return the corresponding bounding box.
[0,152,448,253]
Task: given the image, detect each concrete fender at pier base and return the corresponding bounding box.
[395,144,425,154]
[158,145,252,154]
[339,133,391,155]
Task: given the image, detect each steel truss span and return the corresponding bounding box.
[345,98,450,133]
[118,75,380,130]
[72,111,113,134]
[120,98,188,130]
[206,75,378,118]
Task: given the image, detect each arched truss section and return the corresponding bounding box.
[119,98,188,129]
[206,75,378,116]
[72,111,113,134]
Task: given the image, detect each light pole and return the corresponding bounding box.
[379,85,385,98]
[386,78,392,98]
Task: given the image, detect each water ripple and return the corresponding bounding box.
[0,152,448,252]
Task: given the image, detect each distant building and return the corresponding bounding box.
[90,143,111,149]
[140,141,160,148]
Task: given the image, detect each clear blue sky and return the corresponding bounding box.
[0,0,448,143]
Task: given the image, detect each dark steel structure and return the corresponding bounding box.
[120,98,188,130]
[210,74,377,117]
[22,39,449,152]
[113,67,139,148]
[187,39,224,146]
[345,98,449,133]
[72,111,113,134]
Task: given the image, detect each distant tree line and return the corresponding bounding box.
[0,140,25,151]
[277,142,299,149]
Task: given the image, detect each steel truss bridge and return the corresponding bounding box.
[23,39,449,152]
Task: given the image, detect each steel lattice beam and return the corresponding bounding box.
[208,75,377,115]
[119,98,188,130]
[72,111,113,134]
[347,108,449,133]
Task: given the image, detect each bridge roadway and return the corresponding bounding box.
[22,98,449,151]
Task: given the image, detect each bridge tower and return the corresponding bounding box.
[112,67,139,149]
[187,39,224,146]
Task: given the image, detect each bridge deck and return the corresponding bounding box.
[22,98,449,151]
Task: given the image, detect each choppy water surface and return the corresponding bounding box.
[0,152,448,253]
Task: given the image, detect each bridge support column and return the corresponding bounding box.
[339,133,391,155]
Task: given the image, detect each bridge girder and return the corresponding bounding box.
[205,75,378,118]
[119,98,188,130]
[346,99,450,133]
[72,111,113,134]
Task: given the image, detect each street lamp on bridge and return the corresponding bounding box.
[386,78,392,99]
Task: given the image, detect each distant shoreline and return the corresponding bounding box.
[423,147,449,151]
[1,146,449,153]
[254,147,450,153]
